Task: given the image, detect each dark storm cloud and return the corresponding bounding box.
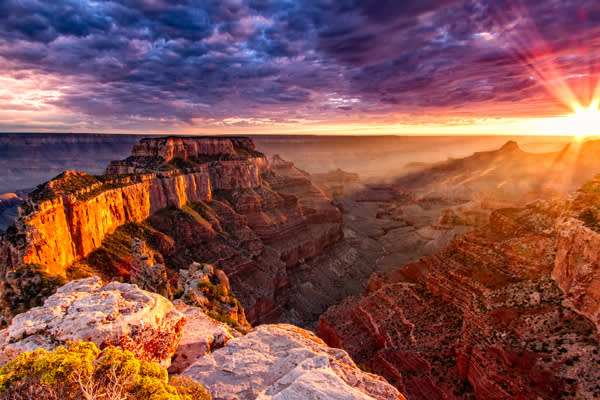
[1,0,600,126]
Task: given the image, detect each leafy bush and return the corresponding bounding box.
[0,342,210,400]
[196,280,249,333]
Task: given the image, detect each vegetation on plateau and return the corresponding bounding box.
[0,264,65,327]
[68,223,162,282]
[0,342,210,400]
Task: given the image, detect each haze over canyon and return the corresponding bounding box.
[0,133,599,399]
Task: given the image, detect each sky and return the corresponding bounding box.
[1,0,600,135]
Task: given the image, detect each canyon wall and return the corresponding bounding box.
[552,177,600,331]
[130,136,258,161]
[0,136,347,328]
[319,200,600,399]
[1,138,266,275]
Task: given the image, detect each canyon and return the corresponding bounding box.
[319,179,600,399]
[0,136,372,329]
[2,135,600,399]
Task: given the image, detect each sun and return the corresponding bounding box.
[568,104,600,139]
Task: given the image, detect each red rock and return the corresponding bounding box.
[319,201,600,399]
[130,136,258,161]
[0,137,349,328]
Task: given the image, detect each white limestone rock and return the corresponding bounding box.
[168,301,237,373]
[0,277,185,367]
[183,324,402,400]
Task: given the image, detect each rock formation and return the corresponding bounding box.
[127,136,260,162]
[0,136,349,327]
[552,175,600,331]
[320,198,600,399]
[1,144,265,275]
[0,277,185,368]
[130,237,170,298]
[176,262,251,332]
[183,324,403,400]
[0,275,405,399]
[395,140,600,200]
[169,301,237,374]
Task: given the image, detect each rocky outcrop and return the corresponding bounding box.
[0,277,185,368]
[183,324,403,400]
[130,237,170,298]
[169,301,236,374]
[0,136,349,328]
[554,218,600,330]
[553,176,600,331]
[320,202,600,399]
[176,262,251,332]
[0,276,405,399]
[130,136,259,161]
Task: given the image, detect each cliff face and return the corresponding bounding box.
[552,176,600,331]
[105,136,266,175]
[6,161,262,275]
[0,136,345,327]
[130,136,258,161]
[319,199,600,399]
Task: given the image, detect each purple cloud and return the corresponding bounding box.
[0,0,599,129]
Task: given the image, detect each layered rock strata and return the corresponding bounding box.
[128,136,258,162]
[183,324,403,400]
[0,136,347,327]
[1,152,264,275]
[553,176,600,331]
[320,201,600,399]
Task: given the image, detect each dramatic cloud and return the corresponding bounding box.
[0,0,599,131]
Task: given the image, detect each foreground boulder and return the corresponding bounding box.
[0,277,185,367]
[169,301,237,374]
[183,324,403,400]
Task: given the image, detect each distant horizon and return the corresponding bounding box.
[0,131,587,139]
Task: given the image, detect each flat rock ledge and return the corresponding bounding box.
[183,324,403,400]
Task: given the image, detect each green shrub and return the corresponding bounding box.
[0,342,210,400]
